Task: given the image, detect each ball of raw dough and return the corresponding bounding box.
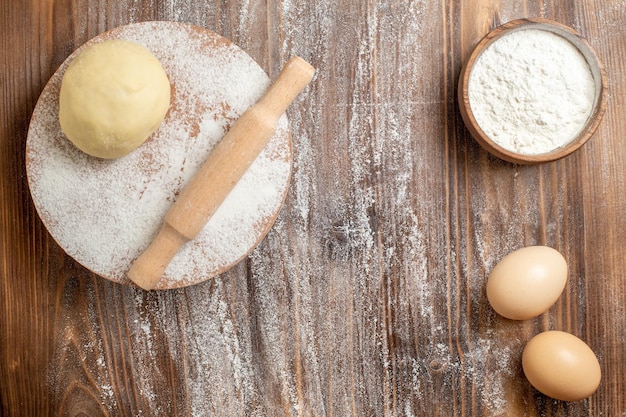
[59,39,171,159]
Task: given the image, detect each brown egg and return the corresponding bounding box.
[522,331,601,401]
[486,246,567,320]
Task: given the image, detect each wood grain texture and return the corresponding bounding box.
[2,0,625,416]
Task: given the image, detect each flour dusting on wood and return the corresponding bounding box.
[46,2,534,416]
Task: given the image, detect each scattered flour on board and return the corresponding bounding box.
[469,28,596,155]
[26,22,291,288]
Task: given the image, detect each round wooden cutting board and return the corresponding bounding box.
[26,21,292,289]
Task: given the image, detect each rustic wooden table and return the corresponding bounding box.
[1,1,625,416]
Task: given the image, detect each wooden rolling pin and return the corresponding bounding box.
[128,56,315,290]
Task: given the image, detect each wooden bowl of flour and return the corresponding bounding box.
[26,22,293,289]
[458,18,607,164]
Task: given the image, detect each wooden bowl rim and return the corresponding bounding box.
[458,18,608,165]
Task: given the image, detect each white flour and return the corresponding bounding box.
[468,28,595,155]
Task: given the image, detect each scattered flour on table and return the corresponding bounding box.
[468,28,595,155]
[42,4,532,416]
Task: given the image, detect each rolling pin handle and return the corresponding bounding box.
[127,223,188,290]
[259,57,316,116]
